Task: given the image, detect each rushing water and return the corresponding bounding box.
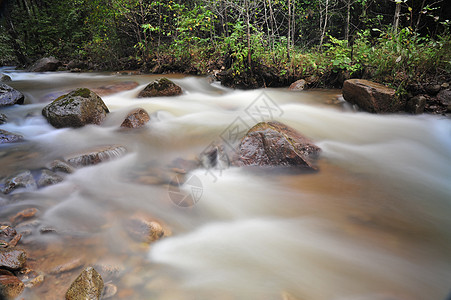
[1,69,450,300]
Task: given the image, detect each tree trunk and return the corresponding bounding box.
[319,0,329,48]
[345,0,350,43]
[393,1,401,33]
[245,0,252,75]
[287,0,291,60]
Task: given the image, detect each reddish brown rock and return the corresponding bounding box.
[238,121,321,170]
[10,208,39,225]
[0,273,25,299]
[0,248,27,270]
[120,108,150,129]
[137,78,182,98]
[342,79,404,113]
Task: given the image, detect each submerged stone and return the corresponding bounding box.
[65,145,127,167]
[0,129,23,144]
[1,170,37,194]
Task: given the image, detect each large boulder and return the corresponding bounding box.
[137,78,182,98]
[237,121,321,170]
[342,79,404,113]
[42,88,109,128]
[0,84,24,107]
[29,57,61,72]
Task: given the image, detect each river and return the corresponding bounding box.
[1,69,450,300]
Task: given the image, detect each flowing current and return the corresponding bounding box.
[1,69,450,300]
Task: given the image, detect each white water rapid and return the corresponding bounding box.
[1,69,450,300]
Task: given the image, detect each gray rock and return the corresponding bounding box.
[0,248,27,270]
[289,79,306,91]
[0,74,11,82]
[65,267,104,300]
[437,89,451,106]
[0,129,23,144]
[137,78,182,98]
[37,169,63,188]
[0,84,25,107]
[425,84,441,95]
[0,113,7,124]
[406,95,426,114]
[42,88,109,128]
[1,170,37,194]
[65,145,127,167]
[29,57,61,72]
[47,160,75,174]
[342,79,404,113]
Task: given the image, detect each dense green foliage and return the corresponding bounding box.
[0,0,450,88]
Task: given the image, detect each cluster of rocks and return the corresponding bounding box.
[289,77,451,115]
[0,217,42,299]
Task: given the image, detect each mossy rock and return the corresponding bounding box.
[137,78,182,98]
[65,267,103,300]
[42,88,109,128]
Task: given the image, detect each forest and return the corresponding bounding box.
[1,0,450,90]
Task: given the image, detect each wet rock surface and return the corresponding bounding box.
[0,74,11,82]
[0,272,25,299]
[0,129,23,144]
[237,121,321,170]
[0,113,7,124]
[0,248,27,270]
[342,79,403,113]
[123,215,165,243]
[0,84,25,107]
[37,169,64,188]
[1,170,37,194]
[42,88,109,128]
[137,78,182,98]
[65,267,104,300]
[65,145,127,167]
[120,108,150,129]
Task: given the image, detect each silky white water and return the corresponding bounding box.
[1,70,450,300]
